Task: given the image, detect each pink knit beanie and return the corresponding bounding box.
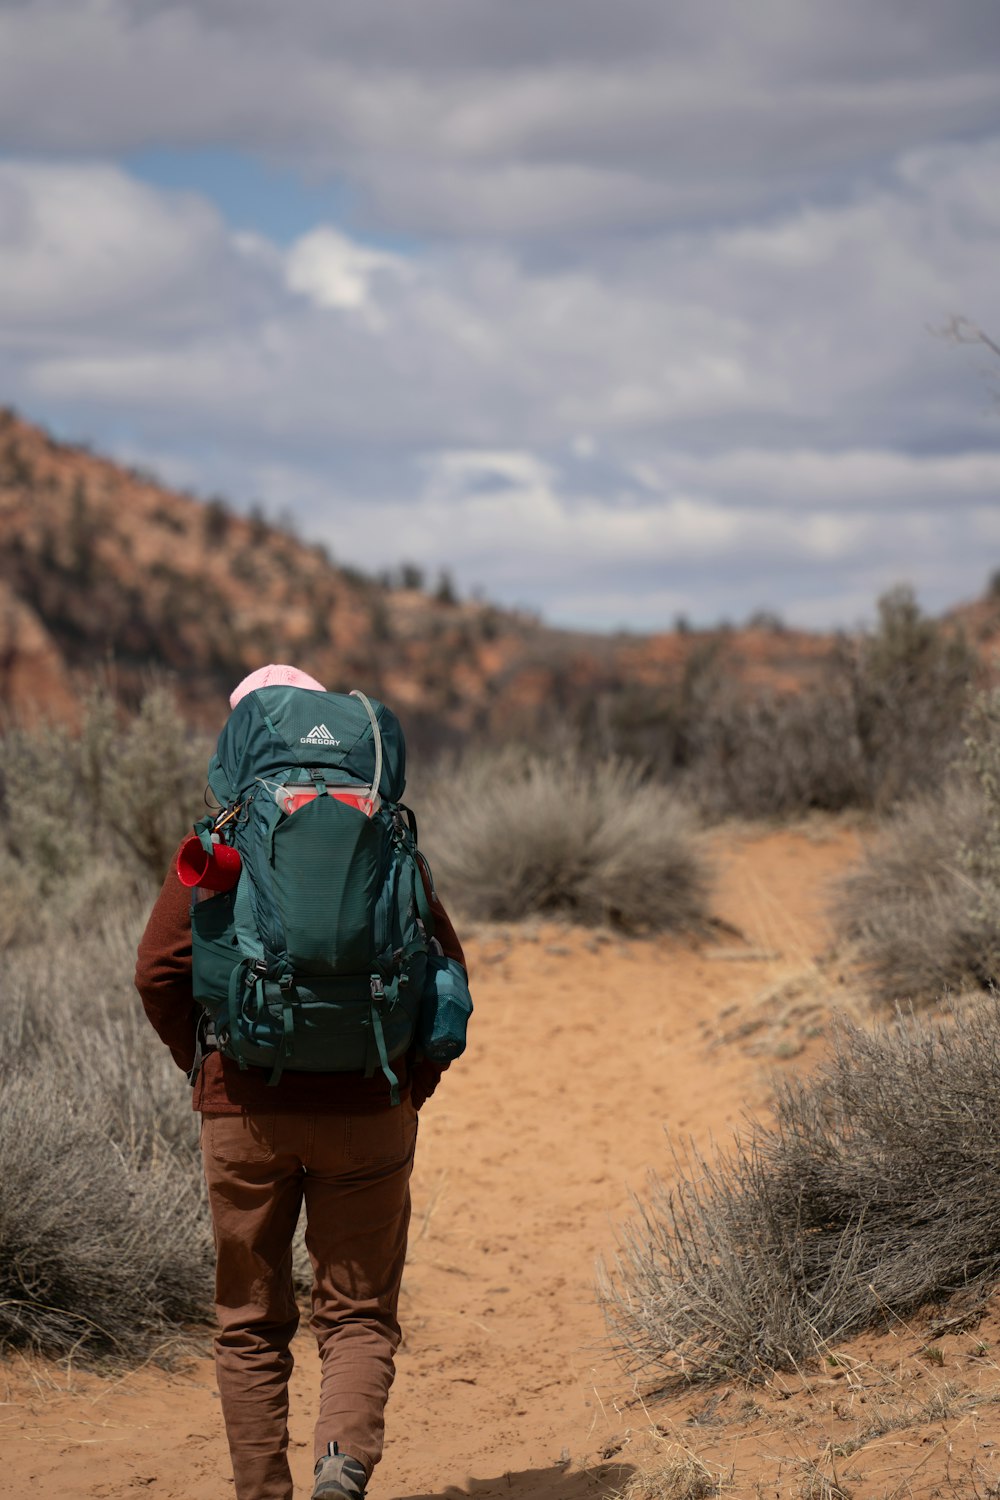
[230,664,327,710]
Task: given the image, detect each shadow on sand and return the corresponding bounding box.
[394,1460,636,1500]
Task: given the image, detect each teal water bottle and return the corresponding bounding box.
[419,955,473,1061]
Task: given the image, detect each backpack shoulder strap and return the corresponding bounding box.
[414,849,436,939]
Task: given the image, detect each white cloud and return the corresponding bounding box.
[639,448,1000,509]
[427,449,557,493]
[285,228,410,321]
[0,161,240,333]
[3,121,1000,626]
[235,439,992,630]
[1,2,1000,236]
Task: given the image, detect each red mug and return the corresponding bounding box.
[177,834,242,892]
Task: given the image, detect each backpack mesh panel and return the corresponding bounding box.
[269,796,384,975]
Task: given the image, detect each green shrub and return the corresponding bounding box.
[602,1002,1000,1386]
[419,747,710,931]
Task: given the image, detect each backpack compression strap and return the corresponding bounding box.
[369,976,400,1107]
[224,958,297,1086]
[267,975,297,1087]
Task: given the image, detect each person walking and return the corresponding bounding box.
[135,665,469,1500]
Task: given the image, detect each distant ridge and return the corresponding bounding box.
[2,406,986,745]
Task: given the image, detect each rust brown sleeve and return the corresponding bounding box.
[427,890,466,970]
[418,854,466,970]
[134,843,199,1074]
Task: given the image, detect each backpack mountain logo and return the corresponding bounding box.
[300,723,341,746]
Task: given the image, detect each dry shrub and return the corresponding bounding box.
[796,1470,852,1500]
[616,1452,723,1500]
[0,684,212,951]
[0,1077,210,1360]
[842,583,977,809]
[0,687,214,1359]
[602,1003,1000,1386]
[833,784,998,1006]
[834,691,1000,1007]
[595,586,978,820]
[0,843,155,956]
[689,587,976,819]
[960,687,1000,915]
[682,686,863,820]
[1,684,210,867]
[823,1379,972,1459]
[0,911,213,1361]
[100,684,215,873]
[420,747,710,931]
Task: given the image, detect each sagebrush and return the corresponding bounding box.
[0,913,213,1361]
[420,746,711,931]
[591,586,979,819]
[602,1003,1000,1386]
[0,685,323,1363]
[834,690,1000,1006]
[0,683,212,951]
[0,685,219,1359]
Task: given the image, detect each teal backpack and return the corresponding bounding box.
[189,685,442,1102]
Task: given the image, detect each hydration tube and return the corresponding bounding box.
[350,688,383,804]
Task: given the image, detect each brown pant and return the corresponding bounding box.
[201,1104,417,1500]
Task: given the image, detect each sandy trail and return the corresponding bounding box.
[0,825,858,1499]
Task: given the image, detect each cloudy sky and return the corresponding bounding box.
[2,1,1000,630]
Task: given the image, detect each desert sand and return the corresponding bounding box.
[5,823,1000,1499]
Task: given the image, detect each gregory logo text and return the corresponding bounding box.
[300,724,341,746]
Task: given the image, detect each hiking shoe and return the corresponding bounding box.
[313,1443,367,1500]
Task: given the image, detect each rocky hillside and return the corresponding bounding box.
[0,407,963,748]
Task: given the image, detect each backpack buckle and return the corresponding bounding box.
[370,975,386,1002]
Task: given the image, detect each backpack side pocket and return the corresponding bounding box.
[419,955,472,1062]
